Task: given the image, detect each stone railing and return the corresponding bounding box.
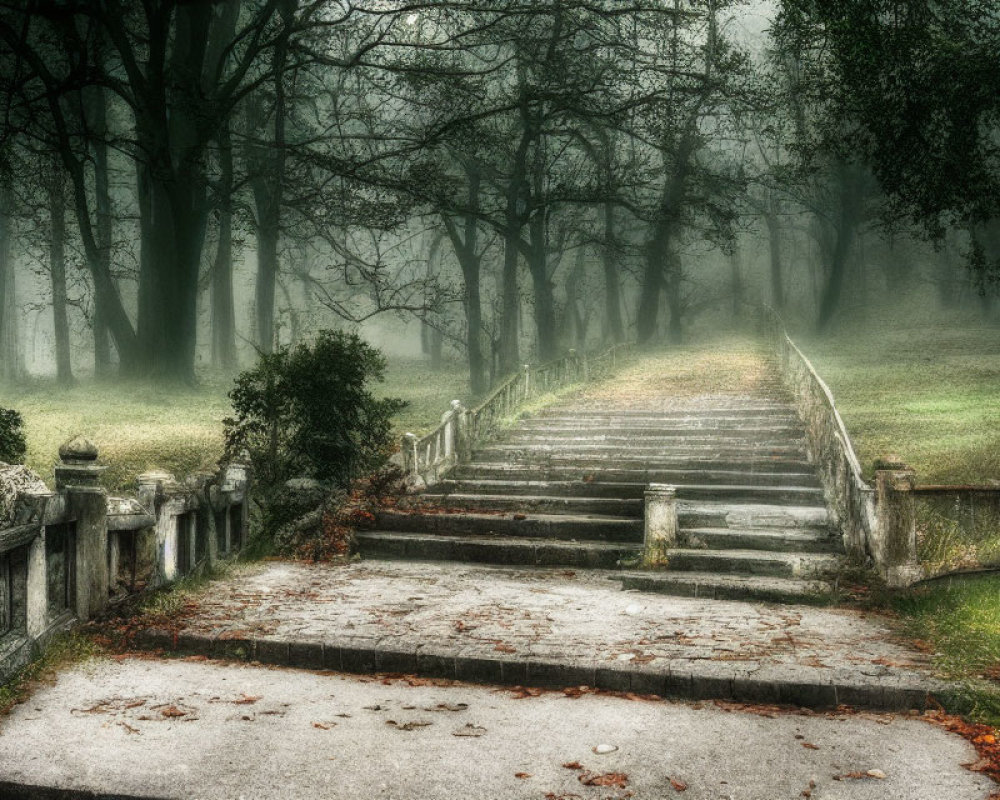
[401,343,632,488]
[758,307,921,586]
[0,437,250,684]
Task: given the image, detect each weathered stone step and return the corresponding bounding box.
[500,431,807,446]
[664,548,841,578]
[375,509,643,542]
[616,571,834,604]
[451,464,822,486]
[473,443,809,461]
[462,454,815,472]
[519,413,802,428]
[430,482,826,507]
[680,527,841,554]
[418,492,642,516]
[533,406,795,420]
[356,531,638,568]
[678,500,833,530]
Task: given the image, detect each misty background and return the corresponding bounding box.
[0,1,995,394]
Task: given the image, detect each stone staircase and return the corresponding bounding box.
[359,376,844,603]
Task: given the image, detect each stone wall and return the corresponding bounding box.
[0,439,250,684]
[759,308,920,586]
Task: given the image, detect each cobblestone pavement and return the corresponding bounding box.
[133,560,947,709]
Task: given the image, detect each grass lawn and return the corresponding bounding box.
[892,575,1000,726]
[799,315,1000,484]
[0,358,472,491]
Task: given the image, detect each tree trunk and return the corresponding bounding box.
[729,247,744,321]
[637,220,667,344]
[211,121,238,371]
[764,202,785,311]
[86,85,115,377]
[664,249,684,344]
[441,165,487,395]
[816,164,862,333]
[47,165,74,386]
[602,202,624,343]
[0,169,18,383]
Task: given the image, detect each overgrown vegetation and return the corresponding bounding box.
[892,576,1000,727]
[0,406,26,464]
[225,331,406,490]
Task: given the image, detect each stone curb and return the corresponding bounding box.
[133,629,951,713]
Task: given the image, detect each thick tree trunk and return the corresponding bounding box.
[664,249,684,344]
[47,167,74,386]
[442,166,487,395]
[602,203,624,343]
[764,203,785,311]
[212,122,238,371]
[0,173,18,383]
[637,220,667,344]
[212,208,237,370]
[87,85,115,377]
[816,165,862,333]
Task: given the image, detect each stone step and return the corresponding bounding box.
[407,496,832,527]
[473,443,809,462]
[433,480,826,505]
[519,414,802,428]
[664,548,841,578]
[375,509,643,542]
[678,500,833,530]
[680,527,841,554]
[463,454,815,472]
[356,531,638,569]
[500,432,808,446]
[514,423,803,434]
[450,464,822,486]
[533,406,796,420]
[616,571,835,604]
[379,501,831,541]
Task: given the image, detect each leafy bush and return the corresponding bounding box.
[0,407,26,464]
[224,331,406,492]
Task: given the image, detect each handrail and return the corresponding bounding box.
[401,341,633,487]
[757,305,877,561]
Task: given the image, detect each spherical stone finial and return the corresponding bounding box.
[58,435,99,464]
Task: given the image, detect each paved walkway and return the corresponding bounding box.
[0,658,993,800]
[131,561,946,711]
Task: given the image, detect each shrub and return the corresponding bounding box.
[0,407,26,464]
[224,331,406,492]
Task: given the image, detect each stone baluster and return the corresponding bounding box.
[873,456,922,587]
[643,484,678,568]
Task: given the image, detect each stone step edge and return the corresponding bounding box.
[132,629,951,713]
[615,572,835,604]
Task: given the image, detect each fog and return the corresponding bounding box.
[0,0,995,391]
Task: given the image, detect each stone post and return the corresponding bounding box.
[54,436,109,619]
[873,456,922,587]
[137,470,177,586]
[402,433,419,477]
[643,484,678,568]
[523,363,531,400]
[451,400,469,462]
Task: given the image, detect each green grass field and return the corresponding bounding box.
[0,358,472,490]
[799,315,1000,484]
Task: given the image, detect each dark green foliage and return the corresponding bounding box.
[0,407,26,464]
[224,332,406,491]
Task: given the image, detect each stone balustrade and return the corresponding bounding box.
[0,439,250,684]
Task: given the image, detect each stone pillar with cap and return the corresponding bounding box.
[643,484,678,568]
[873,455,922,587]
[55,436,109,618]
